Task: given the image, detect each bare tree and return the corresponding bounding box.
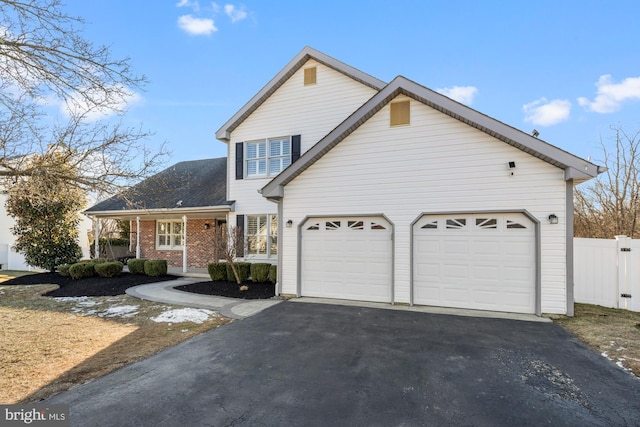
[0,0,167,194]
[574,126,640,238]
[212,224,245,285]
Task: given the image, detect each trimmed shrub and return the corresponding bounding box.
[128,258,147,275]
[208,262,227,281]
[57,264,72,277]
[226,262,251,283]
[95,261,124,278]
[250,263,271,282]
[269,264,277,284]
[144,259,168,277]
[69,262,97,280]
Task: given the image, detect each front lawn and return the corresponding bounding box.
[0,272,229,404]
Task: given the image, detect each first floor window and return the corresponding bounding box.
[247,214,277,257]
[157,220,183,249]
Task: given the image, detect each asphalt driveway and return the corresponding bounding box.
[47,302,640,426]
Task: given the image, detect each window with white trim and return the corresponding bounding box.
[247,214,278,257]
[156,220,184,250]
[246,137,291,178]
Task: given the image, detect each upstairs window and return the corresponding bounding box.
[246,137,291,178]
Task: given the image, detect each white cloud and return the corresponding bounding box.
[61,85,142,122]
[522,97,571,126]
[177,14,217,35]
[224,4,247,23]
[436,85,478,105]
[577,74,640,113]
[176,0,200,11]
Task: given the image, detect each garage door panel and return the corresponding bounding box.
[442,263,469,279]
[302,216,392,303]
[474,265,500,280]
[443,240,470,256]
[413,213,535,314]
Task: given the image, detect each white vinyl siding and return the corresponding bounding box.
[280,94,569,314]
[227,58,378,214]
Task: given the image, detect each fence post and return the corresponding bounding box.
[615,235,630,310]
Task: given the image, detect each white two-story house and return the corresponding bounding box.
[87,46,602,316]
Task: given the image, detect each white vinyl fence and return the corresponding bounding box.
[574,236,640,312]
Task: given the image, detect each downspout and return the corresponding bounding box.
[277,199,283,296]
[182,215,187,273]
[135,216,141,258]
[566,180,575,317]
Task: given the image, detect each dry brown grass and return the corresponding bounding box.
[551,303,640,377]
[0,281,229,403]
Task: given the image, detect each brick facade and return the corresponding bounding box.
[131,218,219,268]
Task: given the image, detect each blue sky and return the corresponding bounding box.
[61,1,640,167]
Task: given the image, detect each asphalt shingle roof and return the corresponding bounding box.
[86,157,229,212]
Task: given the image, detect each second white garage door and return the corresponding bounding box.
[301,217,392,303]
[413,213,536,314]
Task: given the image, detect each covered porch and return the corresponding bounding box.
[87,206,231,273]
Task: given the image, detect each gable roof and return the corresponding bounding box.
[261,75,603,199]
[86,157,231,217]
[215,46,387,141]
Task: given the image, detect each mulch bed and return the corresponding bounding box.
[2,272,276,300]
[175,281,275,300]
[1,272,178,297]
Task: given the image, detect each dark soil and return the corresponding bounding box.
[175,281,275,300]
[2,272,276,300]
[1,272,178,297]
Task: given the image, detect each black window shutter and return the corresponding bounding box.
[291,135,301,163]
[235,142,244,180]
[236,214,245,257]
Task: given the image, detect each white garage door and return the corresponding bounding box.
[301,217,392,303]
[413,213,536,314]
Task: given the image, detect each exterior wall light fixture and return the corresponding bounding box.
[204,223,211,229]
[548,214,558,224]
[286,220,293,228]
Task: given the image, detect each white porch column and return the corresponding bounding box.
[93,218,100,259]
[135,216,141,258]
[182,215,187,273]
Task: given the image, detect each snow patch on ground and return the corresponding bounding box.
[55,296,95,305]
[54,296,218,323]
[151,308,216,324]
[98,305,139,318]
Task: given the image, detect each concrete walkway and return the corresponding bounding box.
[126,278,282,319]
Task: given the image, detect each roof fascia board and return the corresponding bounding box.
[84,204,234,218]
[215,46,386,141]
